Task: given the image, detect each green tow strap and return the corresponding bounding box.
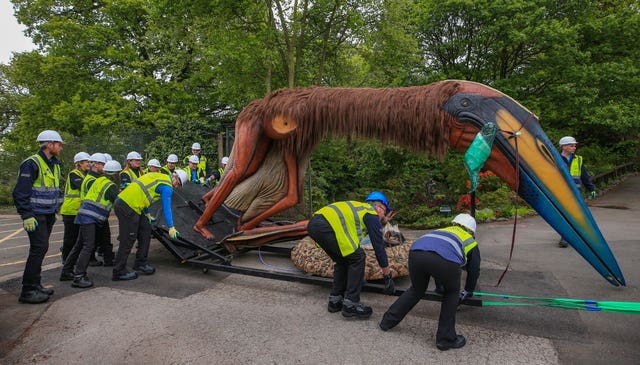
[474,292,640,314]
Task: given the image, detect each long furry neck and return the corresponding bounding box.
[253,80,459,158]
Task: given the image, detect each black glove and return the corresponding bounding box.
[383,273,395,295]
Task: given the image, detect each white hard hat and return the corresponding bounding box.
[147,158,161,168]
[191,142,201,150]
[89,153,107,164]
[452,213,477,234]
[188,155,199,164]
[174,169,188,186]
[126,151,142,160]
[36,130,64,143]
[73,152,91,163]
[104,160,122,173]
[167,154,179,163]
[221,156,229,165]
[559,136,578,146]
[103,153,113,162]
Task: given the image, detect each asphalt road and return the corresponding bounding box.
[0,216,119,281]
[1,174,639,364]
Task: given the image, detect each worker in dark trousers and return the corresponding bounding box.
[307,192,396,319]
[111,170,188,281]
[13,130,65,304]
[60,153,108,281]
[434,245,480,304]
[63,160,121,288]
[379,213,479,351]
[59,151,91,262]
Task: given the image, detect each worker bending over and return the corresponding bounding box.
[307,191,396,319]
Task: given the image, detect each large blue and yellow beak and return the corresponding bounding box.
[444,81,625,286]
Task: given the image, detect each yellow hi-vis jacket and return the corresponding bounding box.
[120,167,143,183]
[183,154,208,173]
[314,201,377,257]
[76,176,116,222]
[118,172,172,214]
[569,155,583,186]
[183,165,207,182]
[80,173,98,200]
[26,154,63,214]
[60,168,86,215]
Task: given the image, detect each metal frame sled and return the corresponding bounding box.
[149,183,482,307]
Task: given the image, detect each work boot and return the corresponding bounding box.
[436,335,466,351]
[327,295,343,313]
[558,238,568,248]
[112,271,138,281]
[18,289,50,304]
[35,284,54,296]
[133,264,156,275]
[341,302,372,319]
[71,275,94,288]
[60,271,75,281]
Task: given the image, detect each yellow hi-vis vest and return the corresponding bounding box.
[161,165,174,178]
[425,226,477,265]
[183,155,208,172]
[60,168,86,215]
[76,176,115,222]
[118,172,172,214]
[569,155,583,186]
[183,165,206,182]
[120,167,143,183]
[80,173,98,200]
[216,167,225,185]
[315,201,377,257]
[26,154,63,214]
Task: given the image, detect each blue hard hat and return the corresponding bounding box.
[365,191,391,213]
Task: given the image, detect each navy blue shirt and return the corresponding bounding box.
[363,213,389,268]
[13,150,61,219]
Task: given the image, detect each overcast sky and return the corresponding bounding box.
[1,0,36,65]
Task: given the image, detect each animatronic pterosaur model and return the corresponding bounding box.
[190,80,625,287]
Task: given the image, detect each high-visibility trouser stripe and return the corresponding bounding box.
[65,194,80,198]
[422,232,464,261]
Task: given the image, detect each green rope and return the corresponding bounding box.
[474,291,640,314]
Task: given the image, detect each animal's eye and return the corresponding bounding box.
[461,98,470,107]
